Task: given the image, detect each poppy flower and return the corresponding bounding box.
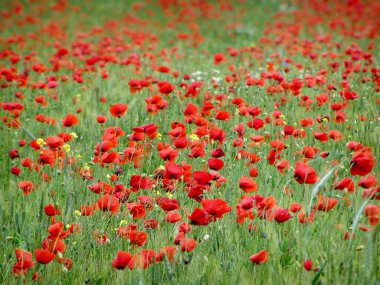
[207,158,224,170]
[350,149,375,176]
[293,162,318,184]
[358,175,377,188]
[364,204,380,226]
[62,114,79,127]
[164,162,182,180]
[247,118,264,130]
[238,177,258,192]
[129,249,157,269]
[273,208,292,223]
[314,195,338,212]
[346,141,362,151]
[303,259,313,271]
[213,53,225,65]
[289,202,302,213]
[201,198,231,219]
[11,166,21,176]
[159,246,177,263]
[112,250,133,270]
[334,177,354,193]
[45,136,64,149]
[193,171,213,185]
[215,110,230,121]
[130,175,154,191]
[183,103,198,116]
[98,195,120,214]
[165,211,182,223]
[17,181,34,195]
[48,222,70,239]
[180,238,197,252]
[12,249,34,275]
[127,203,146,219]
[35,249,55,264]
[38,149,56,166]
[158,82,174,95]
[313,132,328,142]
[301,146,318,159]
[109,103,128,118]
[178,222,192,233]
[249,250,268,265]
[188,207,210,225]
[96,115,106,124]
[41,238,66,254]
[275,160,289,174]
[128,231,148,246]
[9,148,19,159]
[297,212,314,224]
[142,219,159,229]
[44,204,60,216]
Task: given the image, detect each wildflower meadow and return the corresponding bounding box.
[1,0,379,284]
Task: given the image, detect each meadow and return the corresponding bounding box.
[1,0,379,284]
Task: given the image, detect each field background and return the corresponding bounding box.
[1,0,379,284]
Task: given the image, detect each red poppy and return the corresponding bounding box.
[45,136,64,149]
[38,149,56,166]
[180,238,197,252]
[127,231,147,246]
[293,162,318,184]
[314,195,338,212]
[275,160,289,174]
[96,115,106,124]
[188,207,210,226]
[48,222,70,239]
[247,118,264,130]
[12,249,34,275]
[334,177,354,193]
[165,211,182,223]
[142,219,159,229]
[201,198,231,219]
[312,131,328,142]
[112,250,133,270]
[238,176,258,193]
[163,162,182,180]
[127,203,146,219]
[273,208,292,223]
[297,212,314,224]
[17,181,34,195]
[130,175,154,191]
[62,114,79,127]
[350,149,375,176]
[289,202,302,213]
[159,246,177,263]
[11,166,21,176]
[98,195,120,214]
[44,204,60,216]
[214,110,230,121]
[35,249,55,264]
[193,171,213,185]
[41,238,66,254]
[158,198,180,212]
[303,259,313,271]
[9,148,19,159]
[358,175,377,188]
[207,158,224,170]
[109,103,128,118]
[249,250,268,265]
[158,82,174,95]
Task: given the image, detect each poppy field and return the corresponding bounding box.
[1,0,379,284]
